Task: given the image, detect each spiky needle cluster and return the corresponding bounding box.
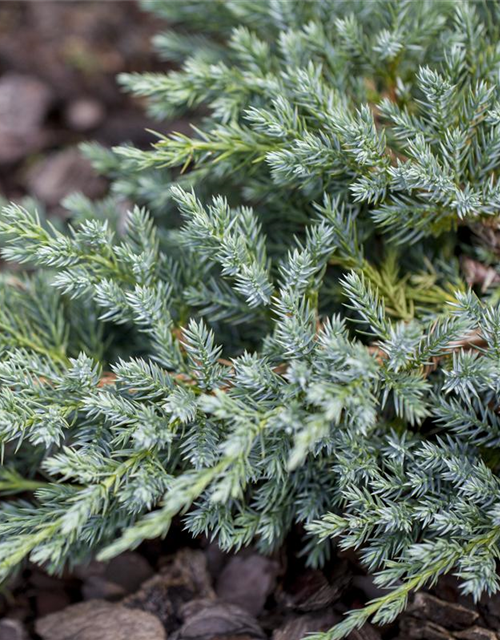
[2,1,500,637]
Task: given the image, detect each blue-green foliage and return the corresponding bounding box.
[2,1,500,637]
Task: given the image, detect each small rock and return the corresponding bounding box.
[35,600,166,640]
[26,147,106,207]
[408,593,479,631]
[65,98,105,131]
[216,553,280,617]
[455,628,499,640]
[81,575,128,601]
[0,73,52,164]
[173,599,266,640]
[397,619,453,640]
[0,73,52,129]
[0,618,29,640]
[105,552,155,592]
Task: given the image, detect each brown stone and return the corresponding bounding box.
[26,147,106,207]
[408,593,479,630]
[65,98,105,131]
[215,553,280,617]
[0,618,29,640]
[35,600,166,640]
[398,619,453,640]
[81,575,128,601]
[0,73,52,164]
[174,599,266,640]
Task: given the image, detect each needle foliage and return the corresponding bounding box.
[3,1,500,636]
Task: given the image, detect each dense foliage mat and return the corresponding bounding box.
[2,1,500,637]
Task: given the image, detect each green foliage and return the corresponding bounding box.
[3,1,500,636]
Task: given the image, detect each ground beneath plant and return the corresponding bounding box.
[0,2,500,639]
[1,524,500,640]
[0,0,182,209]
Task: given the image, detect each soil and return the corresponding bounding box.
[0,2,500,639]
[0,0,171,206]
[2,522,500,640]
